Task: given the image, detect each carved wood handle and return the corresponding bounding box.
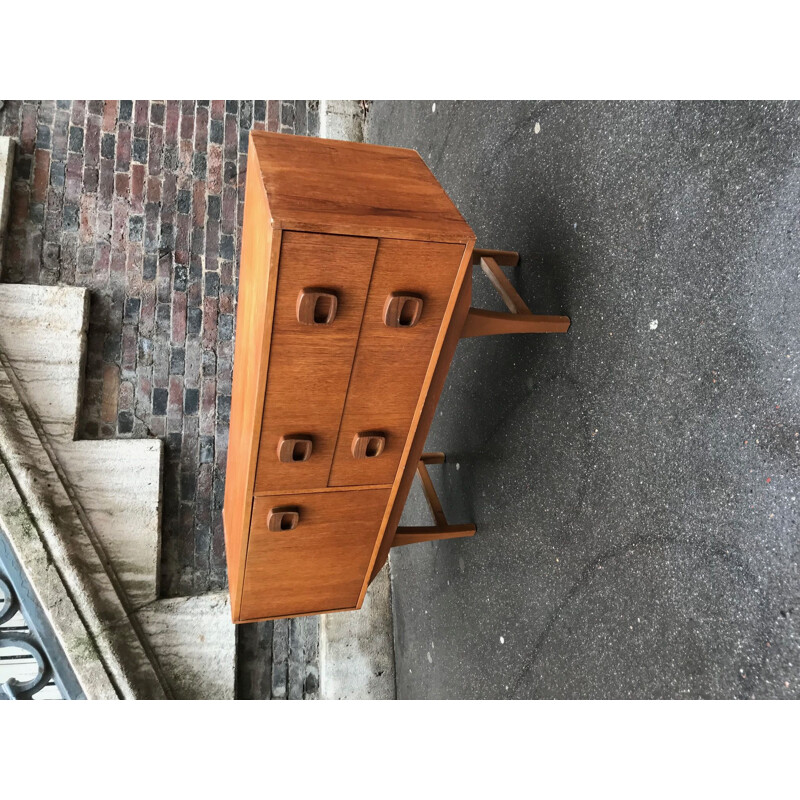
[297,288,338,325]
[383,293,423,328]
[277,435,313,463]
[351,432,386,459]
[267,507,300,532]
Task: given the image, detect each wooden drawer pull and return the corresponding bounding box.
[267,506,300,532]
[277,435,313,463]
[297,288,338,325]
[383,292,423,328]
[352,432,386,459]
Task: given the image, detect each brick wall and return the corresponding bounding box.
[0,99,322,698]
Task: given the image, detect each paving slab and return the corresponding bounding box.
[366,100,800,699]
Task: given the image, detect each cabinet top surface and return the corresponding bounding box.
[250,131,475,243]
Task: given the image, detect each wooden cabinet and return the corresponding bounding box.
[223,131,570,623]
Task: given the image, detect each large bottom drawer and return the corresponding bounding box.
[239,487,391,620]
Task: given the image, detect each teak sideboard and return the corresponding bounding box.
[223,131,570,623]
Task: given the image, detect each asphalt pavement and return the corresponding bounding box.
[365,101,800,699]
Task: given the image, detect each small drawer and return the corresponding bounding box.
[240,488,391,620]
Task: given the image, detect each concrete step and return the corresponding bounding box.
[135,592,235,699]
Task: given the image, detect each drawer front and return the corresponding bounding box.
[240,488,391,619]
[329,239,465,487]
[253,232,378,494]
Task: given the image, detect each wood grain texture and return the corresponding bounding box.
[392,525,476,547]
[471,248,519,266]
[223,139,281,620]
[461,308,571,337]
[253,231,377,494]
[329,239,466,487]
[249,131,474,244]
[240,488,391,621]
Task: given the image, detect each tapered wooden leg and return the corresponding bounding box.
[392,457,476,548]
[462,309,571,338]
[392,525,476,547]
[471,248,520,267]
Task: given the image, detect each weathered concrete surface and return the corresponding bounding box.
[320,565,396,700]
[0,284,163,608]
[136,593,235,700]
[60,441,163,607]
[367,100,800,700]
[320,100,365,142]
[0,284,87,442]
[0,137,13,277]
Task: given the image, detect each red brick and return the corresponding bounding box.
[202,296,218,349]
[20,104,38,155]
[101,364,120,423]
[221,186,236,235]
[102,101,118,132]
[176,213,190,264]
[95,238,111,283]
[168,374,184,414]
[224,114,237,160]
[200,378,216,435]
[116,123,132,171]
[194,105,208,152]
[71,100,86,126]
[180,100,195,141]
[110,248,127,282]
[267,100,280,132]
[66,153,83,203]
[119,379,135,412]
[147,176,162,204]
[207,145,223,194]
[98,158,114,206]
[205,217,220,261]
[84,115,101,167]
[32,150,51,203]
[96,209,112,243]
[172,290,187,343]
[131,164,145,213]
[114,172,130,199]
[165,100,180,145]
[148,124,163,176]
[80,194,96,242]
[140,282,156,337]
[122,324,137,372]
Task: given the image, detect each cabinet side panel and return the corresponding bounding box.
[223,138,280,620]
